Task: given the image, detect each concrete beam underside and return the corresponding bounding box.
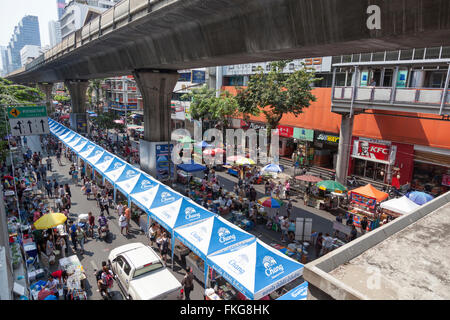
[7,0,450,83]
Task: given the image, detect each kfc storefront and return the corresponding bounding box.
[349,137,414,186]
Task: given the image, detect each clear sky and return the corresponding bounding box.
[0,0,61,47]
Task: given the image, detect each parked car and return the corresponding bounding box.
[108,242,182,300]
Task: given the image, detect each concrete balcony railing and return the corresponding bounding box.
[332,86,450,115]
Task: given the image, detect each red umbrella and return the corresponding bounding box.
[203,148,224,156]
[295,175,323,183]
[3,175,14,180]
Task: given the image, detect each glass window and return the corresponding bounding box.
[400,49,413,60]
[123,260,131,275]
[116,256,124,268]
[133,263,164,278]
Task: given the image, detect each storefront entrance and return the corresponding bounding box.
[353,158,388,183]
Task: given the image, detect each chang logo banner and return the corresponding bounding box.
[94,150,102,157]
[113,162,124,170]
[228,254,248,275]
[190,231,203,243]
[185,207,201,220]
[104,156,112,162]
[140,180,153,191]
[160,192,175,204]
[125,169,137,179]
[263,256,284,279]
[218,227,236,245]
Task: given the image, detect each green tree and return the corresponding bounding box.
[0,77,44,161]
[92,111,124,135]
[182,85,240,129]
[53,94,70,104]
[236,60,321,134]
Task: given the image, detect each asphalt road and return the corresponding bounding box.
[44,155,206,300]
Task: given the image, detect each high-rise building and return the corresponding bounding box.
[0,46,9,76]
[20,45,42,66]
[57,0,66,20]
[5,15,41,72]
[59,0,119,39]
[48,20,62,47]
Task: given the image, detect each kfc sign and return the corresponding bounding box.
[356,140,390,161]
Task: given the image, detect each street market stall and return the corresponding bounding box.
[205,238,304,300]
[379,195,421,218]
[176,161,206,184]
[174,215,255,285]
[347,184,388,231]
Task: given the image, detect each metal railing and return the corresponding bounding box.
[23,0,163,72]
[332,86,450,115]
[333,86,450,106]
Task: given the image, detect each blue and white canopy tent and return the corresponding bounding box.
[47,119,305,297]
[206,239,304,300]
[276,281,308,300]
[149,196,216,268]
[128,174,160,212]
[114,164,142,207]
[174,215,255,285]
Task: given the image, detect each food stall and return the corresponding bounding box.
[379,196,421,218]
[58,255,87,299]
[176,162,206,184]
[205,238,304,300]
[347,184,388,231]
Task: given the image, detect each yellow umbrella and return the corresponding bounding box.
[34,212,67,230]
[235,157,256,165]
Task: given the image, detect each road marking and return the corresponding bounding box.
[91,260,98,270]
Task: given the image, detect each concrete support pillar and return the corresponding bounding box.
[132,69,179,177]
[65,80,89,134]
[37,82,54,116]
[335,113,354,185]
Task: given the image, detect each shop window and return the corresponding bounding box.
[383,69,393,87]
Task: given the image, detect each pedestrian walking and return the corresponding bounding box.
[88,212,95,238]
[148,223,157,247]
[46,157,52,172]
[116,202,124,217]
[101,195,110,216]
[45,180,53,198]
[119,213,127,235]
[69,221,78,251]
[124,205,131,234]
[315,232,323,257]
[181,268,194,300]
[76,225,86,254]
[360,216,368,235]
[157,232,170,264]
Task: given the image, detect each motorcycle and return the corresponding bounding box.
[98,224,110,241]
[94,269,115,300]
[347,176,362,188]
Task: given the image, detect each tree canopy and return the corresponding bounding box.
[235,60,321,132]
[53,94,70,104]
[91,111,124,132]
[0,77,45,161]
[181,85,240,129]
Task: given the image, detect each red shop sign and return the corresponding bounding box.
[357,141,390,161]
[277,125,294,138]
[442,174,450,187]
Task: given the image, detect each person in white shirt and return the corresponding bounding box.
[117,203,124,217]
[226,198,233,208]
[321,233,334,255]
